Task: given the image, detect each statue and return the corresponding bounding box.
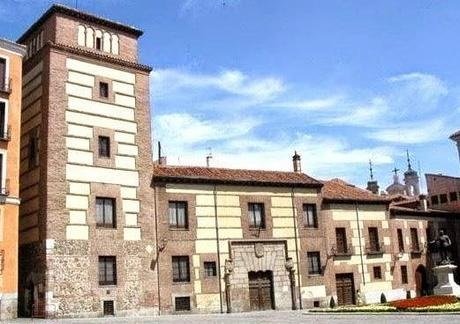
[429,230,453,265]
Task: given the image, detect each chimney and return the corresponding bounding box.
[292,151,301,173]
[419,194,428,211]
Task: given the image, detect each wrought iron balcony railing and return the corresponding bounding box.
[0,78,12,94]
[366,242,385,255]
[0,125,11,141]
[331,244,354,257]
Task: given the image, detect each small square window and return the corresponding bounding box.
[99,81,109,98]
[313,301,320,308]
[98,136,110,158]
[449,192,458,202]
[175,296,191,311]
[431,195,439,205]
[204,261,217,277]
[373,266,382,280]
[103,300,114,316]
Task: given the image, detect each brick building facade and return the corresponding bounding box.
[17,5,157,318]
[10,4,460,319]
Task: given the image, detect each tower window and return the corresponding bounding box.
[99,82,109,98]
[98,136,110,158]
[96,37,102,50]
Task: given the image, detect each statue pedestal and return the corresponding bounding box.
[433,264,460,297]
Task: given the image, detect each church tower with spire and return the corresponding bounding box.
[386,168,406,195]
[404,150,420,196]
[366,160,380,194]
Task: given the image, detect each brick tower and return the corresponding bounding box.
[17,5,157,318]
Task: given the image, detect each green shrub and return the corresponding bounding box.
[380,293,387,304]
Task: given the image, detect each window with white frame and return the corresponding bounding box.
[0,100,8,140]
[0,151,6,195]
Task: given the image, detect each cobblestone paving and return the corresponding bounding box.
[8,310,460,324]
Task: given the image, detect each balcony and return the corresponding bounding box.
[366,242,385,255]
[0,78,11,95]
[0,125,11,142]
[410,243,423,256]
[331,244,353,257]
[0,178,9,204]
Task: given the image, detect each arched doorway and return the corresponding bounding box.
[415,265,428,297]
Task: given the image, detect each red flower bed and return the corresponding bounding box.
[390,295,457,309]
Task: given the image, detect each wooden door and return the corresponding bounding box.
[248,271,274,311]
[336,273,355,306]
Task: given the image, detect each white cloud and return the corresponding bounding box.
[152,68,285,101]
[366,118,448,144]
[271,96,342,111]
[155,113,259,145]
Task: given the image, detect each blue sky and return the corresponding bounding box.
[1,0,460,190]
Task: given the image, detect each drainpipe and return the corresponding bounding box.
[153,185,161,315]
[213,185,224,313]
[290,187,303,309]
[355,202,366,285]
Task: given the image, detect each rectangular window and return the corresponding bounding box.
[431,195,439,205]
[373,266,382,280]
[248,203,265,229]
[203,261,217,277]
[303,204,318,228]
[0,153,4,194]
[450,192,458,202]
[98,136,110,158]
[368,227,380,252]
[99,256,117,286]
[397,229,404,252]
[401,265,408,284]
[440,194,448,204]
[99,81,109,98]
[172,256,190,282]
[410,228,419,251]
[307,252,321,275]
[169,201,188,229]
[0,102,5,138]
[335,227,348,254]
[96,197,116,228]
[103,300,114,316]
[175,296,191,311]
[28,128,39,168]
[0,58,6,91]
[96,37,102,50]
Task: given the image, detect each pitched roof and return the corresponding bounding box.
[152,165,323,188]
[321,178,390,204]
[18,4,143,43]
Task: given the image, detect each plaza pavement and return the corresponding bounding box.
[7,310,460,324]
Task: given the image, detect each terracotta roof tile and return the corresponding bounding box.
[153,165,322,188]
[321,178,390,203]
